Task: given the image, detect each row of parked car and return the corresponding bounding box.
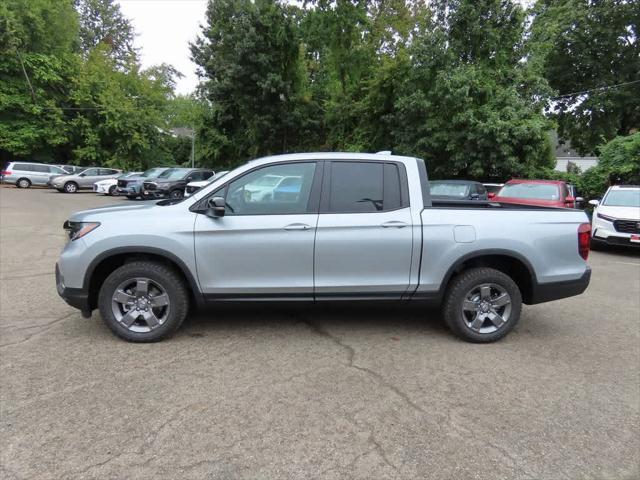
[0,161,221,199]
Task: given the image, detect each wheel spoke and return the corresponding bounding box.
[462,299,478,311]
[121,310,139,327]
[480,285,491,300]
[488,311,506,329]
[149,293,169,307]
[491,293,510,308]
[470,314,485,331]
[113,290,135,305]
[135,279,149,295]
[142,310,160,328]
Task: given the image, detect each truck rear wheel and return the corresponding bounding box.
[98,261,189,342]
[442,267,522,343]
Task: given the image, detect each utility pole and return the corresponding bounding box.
[191,128,195,168]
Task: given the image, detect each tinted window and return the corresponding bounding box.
[328,162,403,213]
[187,171,205,182]
[202,171,214,180]
[14,164,33,172]
[32,164,50,173]
[225,163,317,215]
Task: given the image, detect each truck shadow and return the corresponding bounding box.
[180,302,450,340]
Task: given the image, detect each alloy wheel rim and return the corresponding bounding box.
[66,184,76,192]
[461,283,512,334]
[111,277,170,333]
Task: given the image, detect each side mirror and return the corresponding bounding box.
[488,192,496,199]
[565,196,575,204]
[205,196,226,218]
[588,199,599,206]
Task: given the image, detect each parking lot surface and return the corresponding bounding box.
[1,186,639,480]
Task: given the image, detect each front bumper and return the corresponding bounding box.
[56,264,91,317]
[527,267,591,304]
[592,221,640,247]
[117,184,141,196]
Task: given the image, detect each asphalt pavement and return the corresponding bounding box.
[1,186,638,480]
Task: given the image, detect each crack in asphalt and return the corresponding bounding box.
[0,272,54,281]
[301,319,426,416]
[0,313,76,349]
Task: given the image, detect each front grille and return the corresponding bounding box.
[143,182,156,191]
[613,220,640,234]
[117,179,128,188]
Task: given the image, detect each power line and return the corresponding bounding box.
[550,79,640,100]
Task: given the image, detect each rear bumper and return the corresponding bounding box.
[527,267,591,304]
[56,264,91,317]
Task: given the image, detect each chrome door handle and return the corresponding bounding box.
[381,221,408,228]
[284,223,311,231]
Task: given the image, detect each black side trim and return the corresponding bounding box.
[82,246,204,306]
[528,267,591,304]
[415,158,431,207]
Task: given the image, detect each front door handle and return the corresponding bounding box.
[381,221,408,228]
[284,223,311,231]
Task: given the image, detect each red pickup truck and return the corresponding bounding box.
[490,179,581,208]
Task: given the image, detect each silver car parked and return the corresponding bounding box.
[1,162,69,188]
[51,167,122,193]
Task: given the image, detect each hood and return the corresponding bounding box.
[70,201,160,222]
[95,178,116,185]
[597,204,640,220]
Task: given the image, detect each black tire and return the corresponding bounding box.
[108,185,117,196]
[56,188,64,193]
[169,189,183,200]
[442,267,522,343]
[16,178,31,188]
[126,194,138,200]
[98,261,190,342]
[64,181,78,193]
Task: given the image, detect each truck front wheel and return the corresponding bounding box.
[98,261,189,342]
[442,267,522,343]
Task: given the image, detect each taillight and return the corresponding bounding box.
[578,223,591,260]
[1,171,11,176]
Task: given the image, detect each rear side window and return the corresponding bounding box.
[14,164,33,172]
[326,162,404,213]
[32,165,50,173]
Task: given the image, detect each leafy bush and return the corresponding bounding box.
[578,133,640,200]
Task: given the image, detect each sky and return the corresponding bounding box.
[116,0,208,95]
[116,0,536,96]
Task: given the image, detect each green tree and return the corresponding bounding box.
[390,0,554,180]
[530,0,640,154]
[0,0,79,162]
[75,0,136,67]
[191,0,313,168]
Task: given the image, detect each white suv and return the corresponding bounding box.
[590,185,640,248]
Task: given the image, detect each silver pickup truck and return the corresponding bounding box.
[56,152,592,343]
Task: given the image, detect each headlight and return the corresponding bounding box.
[63,221,100,241]
[596,212,615,222]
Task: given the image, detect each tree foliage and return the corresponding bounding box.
[530,0,640,154]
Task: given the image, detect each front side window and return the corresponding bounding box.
[224,163,317,215]
[327,162,403,213]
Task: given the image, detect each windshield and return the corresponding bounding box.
[141,168,166,178]
[602,189,640,207]
[498,183,560,200]
[157,168,190,180]
[429,182,469,197]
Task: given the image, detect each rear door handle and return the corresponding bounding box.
[381,221,408,228]
[284,223,311,231]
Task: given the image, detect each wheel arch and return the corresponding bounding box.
[84,247,203,311]
[16,177,31,187]
[441,249,537,304]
